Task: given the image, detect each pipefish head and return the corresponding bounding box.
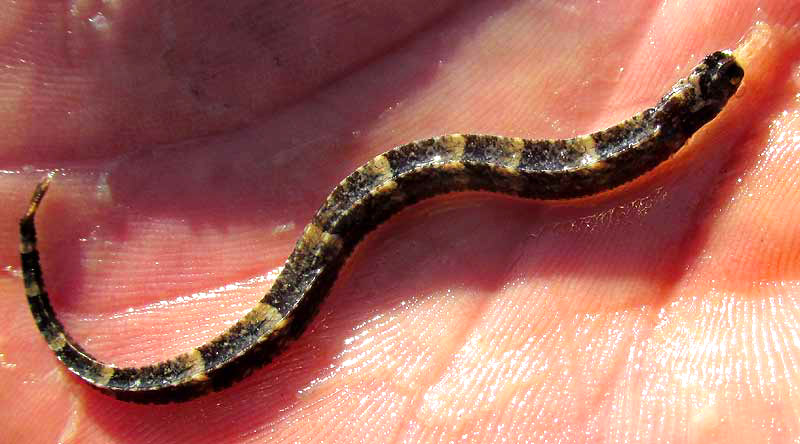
[692,50,744,105]
[654,50,743,135]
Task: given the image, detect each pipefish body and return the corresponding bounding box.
[20,50,743,403]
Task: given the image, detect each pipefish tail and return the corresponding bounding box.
[20,50,743,403]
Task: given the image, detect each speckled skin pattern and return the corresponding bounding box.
[20,51,743,404]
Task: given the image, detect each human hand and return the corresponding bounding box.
[2,1,799,443]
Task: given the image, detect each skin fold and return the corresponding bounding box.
[1,1,800,443]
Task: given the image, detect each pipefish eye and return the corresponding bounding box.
[709,50,744,86]
[718,56,744,86]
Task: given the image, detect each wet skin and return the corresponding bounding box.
[2,1,800,443]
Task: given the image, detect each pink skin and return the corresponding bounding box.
[1,1,800,443]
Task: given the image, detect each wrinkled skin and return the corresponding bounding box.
[1,1,800,443]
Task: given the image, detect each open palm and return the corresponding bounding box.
[2,1,799,443]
